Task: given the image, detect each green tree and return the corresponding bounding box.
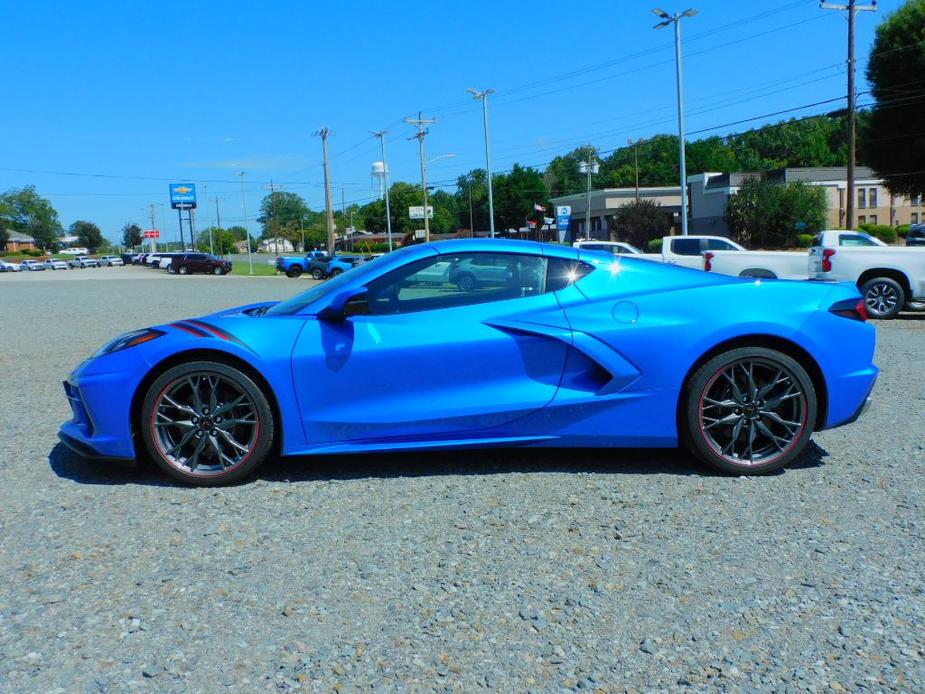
[0,185,62,250]
[70,220,105,253]
[455,169,489,231]
[257,191,311,239]
[612,200,673,248]
[545,146,598,196]
[0,227,8,251]
[121,222,142,251]
[860,0,925,197]
[196,226,237,255]
[493,164,549,232]
[724,179,826,248]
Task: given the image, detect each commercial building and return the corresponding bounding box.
[2,230,36,252]
[551,166,922,241]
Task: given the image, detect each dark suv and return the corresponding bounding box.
[907,225,925,247]
[169,253,232,275]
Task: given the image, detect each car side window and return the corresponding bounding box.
[839,234,877,247]
[705,239,736,251]
[365,252,549,315]
[546,258,594,292]
[671,238,702,255]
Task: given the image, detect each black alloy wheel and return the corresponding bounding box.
[682,347,816,475]
[140,361,274,485]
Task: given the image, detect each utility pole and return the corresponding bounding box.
[238,171,254,275]
[821,0,877,230]
[316,128,336,255]
[468,184,474,235]
[629,138,641,203]
[405,112,437,242]
[215,196,223,257]
[467,89,496,238]
[148,203,158,252]
[370,130,394,251]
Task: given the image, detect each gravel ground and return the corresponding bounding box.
[0,271,923,693]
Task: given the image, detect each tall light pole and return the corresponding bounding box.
[579,155,599,240]
[821,1,877,229]
[371,130,394,251]
[467,88,496,238]
[405,112,437,242]
[653,7,696,236]
[238,171,254,275]
[315,128,336,254]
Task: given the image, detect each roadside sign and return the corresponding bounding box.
[169,183,197,209]
[794,220,807,230]
[414,229,426,239]
[143,230,160,238]
[555,205,571,243]
[408,205,434,220]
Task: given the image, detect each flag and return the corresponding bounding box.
[534,203,546,213]
[544,216,554,226]
[527,220,537,228]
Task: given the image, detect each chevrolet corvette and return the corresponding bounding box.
[60,239,878,485]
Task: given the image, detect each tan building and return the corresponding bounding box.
[549,186,682,241]
[3,230,37,252]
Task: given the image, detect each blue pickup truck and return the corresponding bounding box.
[275,251,329,278]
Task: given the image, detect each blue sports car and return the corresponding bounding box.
[60,239,878,486]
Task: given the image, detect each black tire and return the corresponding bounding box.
[167,266,176,274]
[680,347,817,475]
[860,277,904,319]
[739,269,777,279]
[286,266,302,278]
[310,268,324,280]
[140,361,275,486]
[455,272,476,292]
[178,265,190,275]
[213,266,224,275]
[329,268,343,277]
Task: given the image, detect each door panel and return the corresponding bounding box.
[291,294,570,445]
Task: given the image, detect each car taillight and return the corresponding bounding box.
[703,251,714,272]
[829,298,867,321]
[821,248,835,272]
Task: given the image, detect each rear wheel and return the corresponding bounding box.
[329,268,343,277]
[681,347,816,475]
[286,266,302,278]
[140,361,274,486]
[860,277,904,319]
[178,265,190,275]
[455,272,476,292]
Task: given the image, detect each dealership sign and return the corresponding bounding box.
[143,230,160,238]
[555,205,571,243]
[169,183,197,209]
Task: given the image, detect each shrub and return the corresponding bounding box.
[25,248,44,257]
[647,238,663,253]
[859,223,897,244]
[796,233,815,248]
[895,224,910,238]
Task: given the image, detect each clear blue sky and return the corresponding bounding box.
[0,0,903,244]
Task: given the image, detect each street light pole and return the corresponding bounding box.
[653,7,696,236]
[468,88,496,238]
[579,155,599,240]
[629,138,640,203]
[371,130,394,251]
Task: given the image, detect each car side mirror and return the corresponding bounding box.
[319,288,369,321]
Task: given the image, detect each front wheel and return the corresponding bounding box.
[213,266,224,275]
[860,277,904,319]
[178,265,190,275]
[681,347,816,475]
[455,273,476,292]
[286,266,302,278]
[310,268,324,280]
[140,361,275,486]
[329,268,343,277]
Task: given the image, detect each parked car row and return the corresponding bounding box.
[276,251,379,279]
[0,255,125,271]
[133,251,232,275]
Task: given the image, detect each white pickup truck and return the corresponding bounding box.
[702,248,808,280]
[808,229,925,319]
[576,235,747,268]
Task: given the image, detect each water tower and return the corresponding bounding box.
[371,161,387,199]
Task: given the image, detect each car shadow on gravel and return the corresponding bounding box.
[49,440,828,487]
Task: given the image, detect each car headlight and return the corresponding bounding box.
[94,328,165,357]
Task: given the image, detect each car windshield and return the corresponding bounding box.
[267,247,415,316]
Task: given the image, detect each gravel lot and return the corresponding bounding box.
[1,270,923,693]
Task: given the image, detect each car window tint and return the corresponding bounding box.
[839,234,877,247]
[581,244,613,254]
[365,252,549,315]
[546,258,595,292]
[671,238,702,255]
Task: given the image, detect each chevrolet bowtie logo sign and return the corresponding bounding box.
[169,183,197,209]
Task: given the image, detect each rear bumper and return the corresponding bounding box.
[828,377,876,429]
